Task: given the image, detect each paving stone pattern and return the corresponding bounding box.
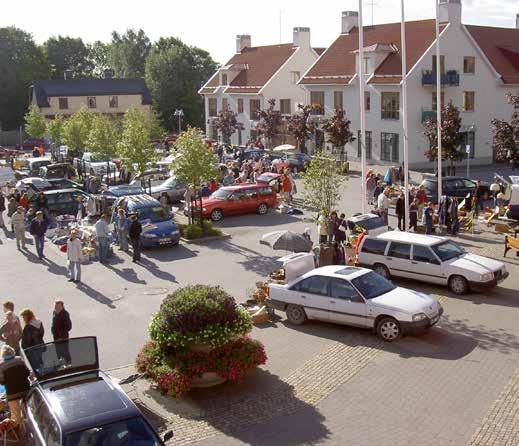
[163,341,382,445]
[469,369,519,446]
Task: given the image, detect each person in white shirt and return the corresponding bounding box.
[377,187,390,226]
[67,230,82,283]
[95,214,110,264]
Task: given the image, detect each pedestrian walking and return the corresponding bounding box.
[0,345,31,425]
[373,181,384,208]
[20,308,44,349]
[0,311,22,355]
[334,213,347,244]
[366,174,376,205]
[29,211,48,260]
[129,213,142,263]
[0,189,6,228]
[19,193,29,210]
[114,208,129,252]
[377,188,390,227]
[396,192,405,231]
[11,206,26,250]
[423,202,435,235]
[67,229,82,283]
[95,213,110,264]
[416,185,428,223]
[473,180,484,217]
[329,211,339,243]
[317,211,329,244]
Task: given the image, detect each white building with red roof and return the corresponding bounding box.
[300,0,519,169]
[200,28,324,146]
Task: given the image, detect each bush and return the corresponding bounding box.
[184,224,203,239]
[149,285,252,349]
[180,221,223,239]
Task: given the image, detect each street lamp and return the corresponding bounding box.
[173,109,184,134]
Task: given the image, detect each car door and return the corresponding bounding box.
[243,188,259,213]
[410,244,446,285]
[329,278,368,327]
[385,242,413,278]
[24,388,44,446]
[227,190,246,215]
[290,275,331,321]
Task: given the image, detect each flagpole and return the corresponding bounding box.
[435,0,443,200]
[358,0,367,214]
[401,0,409,231]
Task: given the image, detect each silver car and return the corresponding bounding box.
[149,176,187,202]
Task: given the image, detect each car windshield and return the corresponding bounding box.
[210,189,233,200]
[256,174,276,183]
[162,177,178,187]
[355,216,385,231]
[65,416,161,446]
[431,240,464,261]
[136,206,170,223]
[351,271,396,300]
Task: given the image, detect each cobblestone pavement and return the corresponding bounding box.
[469,369,519,446]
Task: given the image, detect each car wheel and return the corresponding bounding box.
[449,275,469,295]
[210,209,223,222]
[373,263,390,279]
[376,317,401,342]
[257,203,268,215]
[286,304,307,325]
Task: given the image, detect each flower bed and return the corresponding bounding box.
[137,285,267,397]
[179,221,222,240]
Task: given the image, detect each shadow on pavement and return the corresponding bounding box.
[212,212,302,229]
[144,244,198,263]
[137,257,179,284]
[141,368,330,446]
[105,264,147,285]
[76,281,117,309]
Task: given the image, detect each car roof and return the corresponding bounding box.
[303,265,370,281]
[43,188,85,195]
[374,231,445,246]
[40,371,141,434]
[348,213,381,223]
[220,183,267,191]
[20,177,50,184]
[125,194,161,208]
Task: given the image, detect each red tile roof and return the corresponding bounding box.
[302,20,443,85]
[465,25,519,84]
[201,44,297,94]
[313,47,326,56]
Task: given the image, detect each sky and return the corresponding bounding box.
[1,0,517,64]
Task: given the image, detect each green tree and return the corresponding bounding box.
[87,114,118,160]
[145,37,218,130]
[43,36,92,78]
[149,110,166,140]
[24,105,47,140]
[0,27,50,130]
[47,114,65,145]
[171,127,218,224]
[213,105,243,144]
[117,107,157,174]
[302,150,345,216]
[61,107,96,158]
[492,92,518,164]
[87,41,112,78]
[109,29,150,78]
[423,100,464,172]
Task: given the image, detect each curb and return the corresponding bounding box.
[180,232,231,244]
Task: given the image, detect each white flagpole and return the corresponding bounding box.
[435,0,443,200]
[401,0,409,231]
[358,0,367,214]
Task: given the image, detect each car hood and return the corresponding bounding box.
[446,253,503,274]
[371,287,438,315]
[150,184,169,194]
[141,219,178,236]
[201,197,224,207]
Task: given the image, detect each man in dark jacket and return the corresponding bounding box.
[396,192,406,231]
[0,345,31,424]
[29,211,48,260]
[129,213,142,263]
[52,301,72,362]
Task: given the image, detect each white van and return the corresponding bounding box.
[357,231,508,295]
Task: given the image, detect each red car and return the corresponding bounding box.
[201,183,278,221]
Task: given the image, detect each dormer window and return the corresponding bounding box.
[363,57,371,74]
[221,73,228,85]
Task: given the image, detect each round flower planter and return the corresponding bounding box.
[191,372,227,388]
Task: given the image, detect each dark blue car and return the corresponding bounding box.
[21,337,172,445]
[122,194,180,248]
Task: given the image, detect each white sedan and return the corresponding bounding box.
[268,265,443,342]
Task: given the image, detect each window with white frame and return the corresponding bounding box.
[381,92,400,120]
[208,98,217,117]
[334,91,343,111]
[291,71,300,84]
[280,99,291,115]
[463,91,475,112]
[381,132,399,162]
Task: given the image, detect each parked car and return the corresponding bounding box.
[198,183,278,222]
[16,177,53,194]
[130,168,171,188]
[14,157,52,179]
[73,152,117,177]
[101,184,146,206]
[39,163,76,179]
[357,231,508,294]
[119,194,180,248]
[256,172,283,192]
[347,213,387,236]
[286,153,311,173]
[21,336,172,445]
[149,176,187,203]
[420,176,490,203]
[47,178,83,191]
[30,188,90,216]
[268,265,443,341]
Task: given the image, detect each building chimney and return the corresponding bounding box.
[63,70,73,80]
[439,0,462,24]
[342,11,359,34]
[236,35,251,53]
[293,27,311,48]
[516,13,519,29]
[103,68,115,79]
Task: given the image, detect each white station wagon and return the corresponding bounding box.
[268,265,443,342]
[357,232,508,295]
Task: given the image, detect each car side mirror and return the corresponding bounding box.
[163,430,174,442]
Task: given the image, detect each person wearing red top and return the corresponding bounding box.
[416,185,428,223]
[281,174,292,204]
[18,193,29,210]
[208,179,218,193]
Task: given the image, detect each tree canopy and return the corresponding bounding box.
[61,107,96,158]
[24,105,47,140]
[47,114,65,145]
[110,29,150,78]
[322,109,355,157]
[492,92,518,163]
[256,99,282,148]
[213,105,243,144]
[287,105,314,153]
[87,114,120,160]
[43,36,92,78]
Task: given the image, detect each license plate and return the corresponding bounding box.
[159,238,171,243]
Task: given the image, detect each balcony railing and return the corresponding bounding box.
[422,70,460,86]
[421,109,437,123]
[381,109,400,120]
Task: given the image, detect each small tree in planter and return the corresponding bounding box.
[136,285,267,397]
[213,105,243,144]
[322,108,355,162]
[256,99,282,149]
[287,104,314,153]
